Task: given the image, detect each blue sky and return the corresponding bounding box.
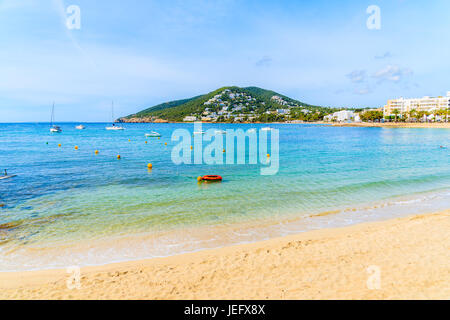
[1,0,450,122]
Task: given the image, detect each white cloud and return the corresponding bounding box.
[346,70,367,83]
[372,65,413,83]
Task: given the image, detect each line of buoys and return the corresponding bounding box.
[223,149,226,153]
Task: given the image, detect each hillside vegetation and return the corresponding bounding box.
[121,86,335,122]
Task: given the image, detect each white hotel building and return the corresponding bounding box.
[384,92,450,116]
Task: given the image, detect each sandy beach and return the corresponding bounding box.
[332,122,450,129]
[1,210,449,300]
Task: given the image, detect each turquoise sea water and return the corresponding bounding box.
[0,123,449,271]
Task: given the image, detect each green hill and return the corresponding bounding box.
[120,86,333,122]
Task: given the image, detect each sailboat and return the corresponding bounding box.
[49,103,62,133]
[106,101,124,130]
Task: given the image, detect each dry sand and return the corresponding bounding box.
[332,122,450,129]
[0,210,449,300]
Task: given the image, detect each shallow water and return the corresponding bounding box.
[0,123,449,271]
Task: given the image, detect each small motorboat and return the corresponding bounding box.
[75,124,85,130]
[199,175,223,182]
[145,131,161,137]
[193,131,206,135]
[214,130,226,135]
[261,127,272,131]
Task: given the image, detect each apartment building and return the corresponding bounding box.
[384,92,450,116]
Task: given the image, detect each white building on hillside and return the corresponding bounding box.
[183,116,197,122]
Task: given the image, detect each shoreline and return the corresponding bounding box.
[116,120,450,129]
[331,122,450,129]
[1,209,449,299]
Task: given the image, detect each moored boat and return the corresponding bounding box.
[49,103,62,133]
[145,131,161,137]
[105,102,125,130]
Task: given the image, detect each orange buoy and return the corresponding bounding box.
[75,146,79,150]
[165,142,167,146]
[95,150,99,155]
[58,144,61,147]
[197,176,203,182]
[267,154,270,157]
[117,155,121,160]
[147,163,153,169]
[190,146,193,150]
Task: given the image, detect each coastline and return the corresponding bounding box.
[116,119,449,129]
[1,209,449,300]
[331,122,450,129]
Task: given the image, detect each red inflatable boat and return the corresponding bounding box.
[201,175,223,182]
